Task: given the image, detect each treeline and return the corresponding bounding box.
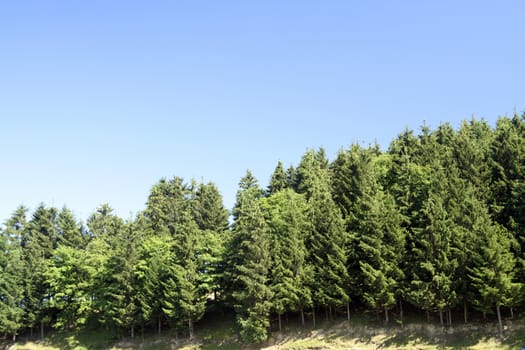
[1,114,524,342]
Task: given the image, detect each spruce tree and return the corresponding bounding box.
[267,160,288,195]
[261,189,312,329]
[469,220,520,338]
[358,189,405,323]
[297,150,349,323]
[0,208,26,340]
[97,219,140,337]
[230,171,272,343]
[22,204,58,340]
[192,182,229,301]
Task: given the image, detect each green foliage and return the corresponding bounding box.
[0,208,25,338]
[230,171,272,343]
[298,149,349,309]
[2,113,525,341]
[261,189,312,318]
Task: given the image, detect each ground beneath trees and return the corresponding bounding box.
[4,312,525,350]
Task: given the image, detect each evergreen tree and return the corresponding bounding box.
[170,211,207,339]
[358,189,405,323]
[469,220,520,338]
[409,188,458,325]
[22,204,58,340]
[97,219,141,337]
[261,189,312,329]
[0,208,26,340]
[267,161,288,195]
[297,150,349,323]
[56,207,86,249]
[229,171,272,343]
[135,233,171,335]
[192,182,229,301]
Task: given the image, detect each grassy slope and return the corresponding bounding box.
[4,311,525,350]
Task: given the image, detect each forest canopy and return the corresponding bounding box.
[1,114,524,342]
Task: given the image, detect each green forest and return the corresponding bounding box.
[1,114,524,344]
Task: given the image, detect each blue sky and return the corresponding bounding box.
[1,1,524,223]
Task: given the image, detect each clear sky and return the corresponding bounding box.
[1,1,524,223]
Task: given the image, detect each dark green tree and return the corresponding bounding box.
[0,208,26,340]
[261,189,312,329]
[267,161,288,195]
[22,204,58,340]
[469,219,520,338]
[56,207,86,249]
[297,149,349,324]
[229,171,272,343]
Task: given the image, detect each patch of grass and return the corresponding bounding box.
[5,312,525,349]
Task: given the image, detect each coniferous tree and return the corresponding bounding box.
[490,114,525,270]
[261,189,312,329]
[469,218,520,338]
[268,161,288,195]
[409,185,458,325]
[170,211,207,339]
[297,150,349,323]
[22,204,58,340]
[0,208,26,340]
[229,171,272,343]
[56,207,86,249]
[135,233,171,335]
[192,182,229,301]
[358,189,405,323]
[96,216,140,337]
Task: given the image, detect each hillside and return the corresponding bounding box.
[4,311,525,350]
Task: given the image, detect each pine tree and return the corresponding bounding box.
[297,150,349,323]
[192,182,229,301]
[409,188,459,325]
[97,220,141,337]
[135,233,171,335]
[469,220,520,338]
[230,171,272,343]
[358,189,405,323]
[171,211,207,339]
[261,189,312,330]
[56,206,86,249]
[22,204,58,340]
[0,208,26,340]
[267,161,288,195]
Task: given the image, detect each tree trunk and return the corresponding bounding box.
[384,306,389,324]
[142,323,145,342]
[189,317,194,339]
[40,320,44,341]
[464,301,468,323]
[12,333,16,342]
[510,307,514,319]
[312,307,316,328]
[278,313,282,332]
[325,305,329,320]
[158,315,161,335]
[399,299,404,327]
[448,309,452,326]
[347,301,351,321]
[439,310,444,326]
[30,326,33,339]
[300,308,305,326]
[496,305,503,339]
[426,310,430,323]
[131,326,134,339]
